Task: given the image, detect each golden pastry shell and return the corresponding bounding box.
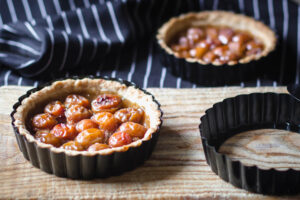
[157,11,277,66]
[12,77,162,156]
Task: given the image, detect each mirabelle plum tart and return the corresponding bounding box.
[11,77,162,179]
[156,11,277,85]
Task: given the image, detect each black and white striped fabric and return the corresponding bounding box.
[0,0,299,88]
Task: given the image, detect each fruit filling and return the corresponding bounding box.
[31,93,147,151]
[169,26,264,64]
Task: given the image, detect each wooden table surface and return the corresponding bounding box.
[1,86,300,199]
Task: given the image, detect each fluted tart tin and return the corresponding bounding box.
[200,93,300,195]
[157,11,277,86]
[11,76,163,179]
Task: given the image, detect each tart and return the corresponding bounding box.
[11,77,162,179]
[157,11,277,85]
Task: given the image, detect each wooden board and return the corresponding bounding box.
[2,86,300,199]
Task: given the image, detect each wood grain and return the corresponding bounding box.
[1,86,299,199]
[219,129,300,170]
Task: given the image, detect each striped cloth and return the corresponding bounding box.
[0,0,299,88]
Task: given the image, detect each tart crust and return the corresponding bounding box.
[13,78,162,156]
[157,11,277,66]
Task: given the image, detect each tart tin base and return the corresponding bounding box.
[199,93,300,195]
[11,76,163,179]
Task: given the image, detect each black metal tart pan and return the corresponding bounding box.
[157,44,277,86]
[10,76,163,179]
[199,93,300,195]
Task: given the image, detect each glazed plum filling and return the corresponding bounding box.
[31,94,147,151]
[169,26,264,65]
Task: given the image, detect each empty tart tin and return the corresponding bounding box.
[199,92,300,195]
[157,11,277,86]
[10,76,163,179]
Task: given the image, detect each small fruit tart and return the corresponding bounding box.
[11,77,162,179]
[157,11,277,85]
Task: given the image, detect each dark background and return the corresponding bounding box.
[0,0,299,88]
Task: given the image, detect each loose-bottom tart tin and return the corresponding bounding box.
[200,93,300,195]
[11,76,163,179]
[157,11,277,86]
